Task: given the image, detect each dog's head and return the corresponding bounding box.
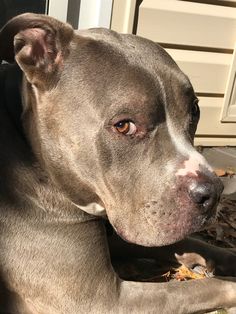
[0,13,223,246]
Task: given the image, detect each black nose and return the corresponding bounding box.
[188,182,218,212]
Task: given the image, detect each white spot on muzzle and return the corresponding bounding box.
[166,113,212,176]
[176,155,208,176]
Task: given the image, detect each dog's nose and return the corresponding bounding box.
[188,182,218,212]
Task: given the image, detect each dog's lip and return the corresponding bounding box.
[111,211,216,247]
[112,225,134,244]
[113,222,195,247]
[143,211,212,232]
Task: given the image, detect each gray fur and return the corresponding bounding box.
[0,13,236,313]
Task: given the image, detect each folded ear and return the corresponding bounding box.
[0,13,74,88]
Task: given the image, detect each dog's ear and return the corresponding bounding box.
[0,13,74,88]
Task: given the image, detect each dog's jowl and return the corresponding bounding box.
[0,13,236,314]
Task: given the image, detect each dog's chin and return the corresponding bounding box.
[111,213,216,247]
[113,227,193,247]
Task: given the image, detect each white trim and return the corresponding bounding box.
[111,0,136,33]
[194,137,236,146]
[78,0,113,29]
[47,0,69,22]
[45,0,49,14]
[221,44,236,122]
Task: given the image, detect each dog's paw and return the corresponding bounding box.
[175,253,214,272]
[175,250,236,277]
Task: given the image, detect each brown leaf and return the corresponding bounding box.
[214,169,227,177]
[172,265,206,281]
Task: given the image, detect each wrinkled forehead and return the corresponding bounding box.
[72,32,194,114]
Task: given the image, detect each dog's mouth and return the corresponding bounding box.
[111,205,217,247]
[104,164,223,247]
[107,180,221,247]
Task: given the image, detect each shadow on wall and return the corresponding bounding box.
[0,0,46,28]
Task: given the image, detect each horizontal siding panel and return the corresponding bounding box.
[137,0,236,49]
[165,49,232,93]
[194,137,236,146]
[183,0,236,8]
[196,97,236,136]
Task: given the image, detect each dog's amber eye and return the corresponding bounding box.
[114,120,137,135]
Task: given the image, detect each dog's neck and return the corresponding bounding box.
[0,64,113,304]
[0,63,98,224]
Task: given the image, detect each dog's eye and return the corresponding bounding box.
[114,120,137,135]
[191,99,200,118]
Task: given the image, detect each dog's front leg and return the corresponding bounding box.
[116,277,236,313]
[169,237,236,276]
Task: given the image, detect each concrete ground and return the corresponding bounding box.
[202,147,236,199]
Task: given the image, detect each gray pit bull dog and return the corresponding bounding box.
[0,13,236,314]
